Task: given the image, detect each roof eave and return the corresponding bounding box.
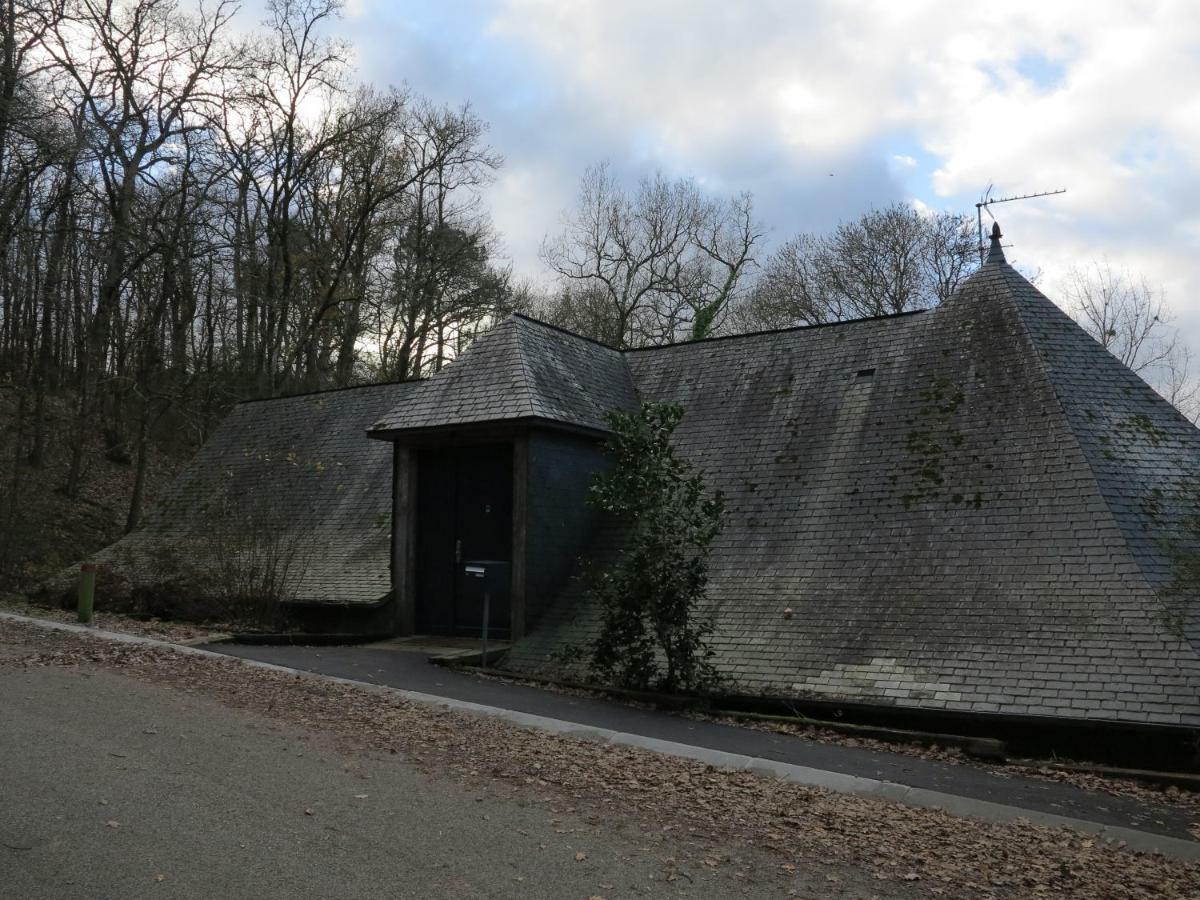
[366,415,613,444]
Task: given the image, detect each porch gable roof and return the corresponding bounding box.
[367,315,637,438]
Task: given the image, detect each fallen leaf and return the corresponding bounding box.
[10,615,1200,900]
[574,851,587,861]
[105,820,119,829]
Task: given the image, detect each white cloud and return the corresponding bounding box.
[910,198,935,218]
[274,0,1199,352]
[478,0,1200,343]
[486,163,573,274]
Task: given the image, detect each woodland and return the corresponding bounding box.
[1,0,1192,583]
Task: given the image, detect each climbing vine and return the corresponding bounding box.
[1161,480,1200,638]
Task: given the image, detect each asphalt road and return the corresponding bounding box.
[0,663,886,900]
[205,641,1197,842]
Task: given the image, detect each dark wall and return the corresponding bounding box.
[525,429,610,629]
[288,600,399,636]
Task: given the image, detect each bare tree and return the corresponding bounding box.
[217,0,504,387]
[736,203,977,331]
[0,0,520,584]
[39,0,240,496]
[1064,261,1199,421]
[733,232,842,329]
[541,162,762,347]
[1065,262,1176,372]
[225,0,352,390]
[1163,345,1200,423]
[681,191,762,340]
[369,101,503,380]
[535,282,615,343]
[0,0,72,574]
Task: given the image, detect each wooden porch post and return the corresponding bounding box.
[391,445,417,635]
[511,433,529,640]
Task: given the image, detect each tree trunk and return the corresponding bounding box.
[66,162,137,497]
[29,172,76,467]
[1,388,27,574]
[125,403,149,532]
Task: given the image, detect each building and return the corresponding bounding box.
[62,227,1200,729]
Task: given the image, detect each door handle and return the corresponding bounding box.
[455,539,461,564]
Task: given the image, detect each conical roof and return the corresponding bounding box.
[952,225,1200,603]
[368,315,637,437]
[510,230,1200,726]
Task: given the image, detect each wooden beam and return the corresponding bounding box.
[390,445,417,635]
[510,432,529,640]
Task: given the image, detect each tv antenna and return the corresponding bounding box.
[975,185,1066,263]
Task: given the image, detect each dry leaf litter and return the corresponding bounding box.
[1,618,1196,900]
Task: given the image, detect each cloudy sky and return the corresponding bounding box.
[277,1,1199,341]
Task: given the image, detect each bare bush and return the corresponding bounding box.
[199,481,312,630]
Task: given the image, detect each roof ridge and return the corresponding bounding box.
[510,312,622,351]
[368,313,638,436]
[238,377,422,405]
[507,316,543,421]
[991,264,1173,603]
[623,308,931,354]
[998,263,1200,427]
[512,309,934,355]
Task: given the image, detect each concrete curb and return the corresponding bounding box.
[4,611,1198,863]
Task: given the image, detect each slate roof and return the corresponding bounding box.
[507,235,1200,727]
[54,229,1200,726]
[367,315,637,437]
[45,382,417,607]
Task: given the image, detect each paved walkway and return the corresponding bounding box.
[204,641,1197,845]
[2,663,815,899]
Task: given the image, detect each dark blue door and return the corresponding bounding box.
[414,444,512,635]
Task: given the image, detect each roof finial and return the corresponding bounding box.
[986,221,1006,264]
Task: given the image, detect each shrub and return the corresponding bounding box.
[588,401,725,692]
